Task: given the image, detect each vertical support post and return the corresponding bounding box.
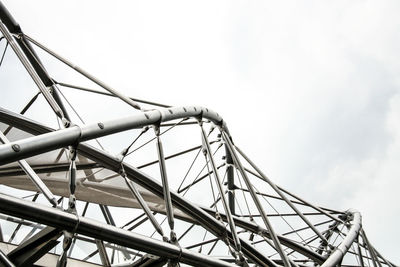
[221,131,292,267]
[154,126,176,243]
[67,148,77,212]
[199,123,244,263]
[225,145,235,215]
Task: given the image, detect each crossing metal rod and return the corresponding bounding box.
[0,21,64,120]
[0,131,57,207]
[221,131,292,267]
[373,248,395,267]
[124,175,166,239]
[361,229,380,267]
[243,165,343,222]
[233,145,329,244]
[95,239,111,267]
[23,34,142,110]
[200,124,242,256]
[0,193,234,267]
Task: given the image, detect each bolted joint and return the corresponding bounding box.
[69,147,77,161]
[11,144,20,152]
[62,118,70,128]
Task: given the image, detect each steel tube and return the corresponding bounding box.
[321,210,361,267]
[124,176,165,238]
[0,106,224,166]
[155,130,175,232]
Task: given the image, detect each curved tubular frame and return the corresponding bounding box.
[0,107,327,265]
[0,106,223,166]
[321,210,362,267]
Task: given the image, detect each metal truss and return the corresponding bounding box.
[0,1,396,266]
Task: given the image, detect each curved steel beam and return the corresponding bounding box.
[0,106,223,166]
[321,210,361,267]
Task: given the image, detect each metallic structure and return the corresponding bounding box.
[0,2,396,266]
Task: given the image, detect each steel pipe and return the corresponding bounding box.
[321,210,361,267]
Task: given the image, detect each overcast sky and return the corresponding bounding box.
[2,0,400,262]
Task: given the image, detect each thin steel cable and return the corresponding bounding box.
[252,184,311,249]
[331,224,346,247]
[233,192,245,217]
[198,229,208,253]
[56,81,171,108]
[177,147,202,192]
[126,118,187,156]
[235,168,252,219]
[204,153,218,213]
[351,242,361,266]
[0,41,8,67]
[57,88,105,150]
[181,144,223,197]
[210,167,228,209]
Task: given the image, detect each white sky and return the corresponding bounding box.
[2,0,400,262]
